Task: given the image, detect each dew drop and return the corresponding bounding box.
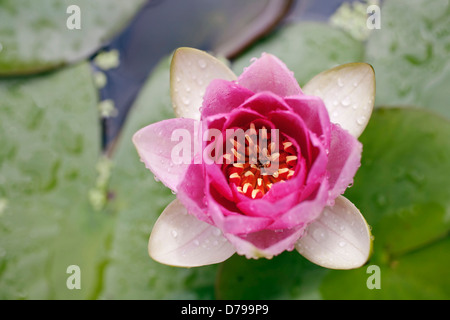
[154,175,160,182]
[250,57,258,63]
[356,116,367,125]
[312,229,326,241]
[193,239,200,246]
[341,97,351,107]
[171,230,178,238]
[353,81,358,87]
[337,77,344,87]
[182,97,190,105]
[213,228,221,237]
[198,59,207,69]
[176,76,181,83]
[338,241,347,247]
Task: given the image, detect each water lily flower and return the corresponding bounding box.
[133,47,375,269]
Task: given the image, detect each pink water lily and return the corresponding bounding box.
[133,48,375,269]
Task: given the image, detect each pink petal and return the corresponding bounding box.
[207,190,273,234]
[236,91,290,116]
[285,95,331,149]
[236,190,302,218]
[224,226,305,259]
[267,110,312,165]
[268,178,330,230]
[205,163,234,201]
[177,164,212,224]
[201,79,253,119]
[237,53,302,97]
[132,118,199,192]
[326,124,362,202]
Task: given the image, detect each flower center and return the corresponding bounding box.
[222,123,297,199]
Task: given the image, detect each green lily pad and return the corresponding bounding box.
[365,0,450,118]
[0,62,111,299]
[99,56,220,299]
[0,0,145,75]
[216,252,327,300]
[232,22,365,86]
[216,108,450,299]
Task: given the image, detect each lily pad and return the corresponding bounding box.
[365,0,450,118]
[216,108,450,299]
[232,22,365,86]
[216,252,327,300]
[0,62,111,299]
[0,0,145,75]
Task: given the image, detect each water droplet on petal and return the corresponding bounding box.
[171,230,178,238]
[213,228,221,237]
[193,239,200,246]
[182,97,190,105]
[341,97,351,107]
[198,59,207,69]
[339,241,346,247]
[313,229,326,241]
[337,77,344,87]
[357,116,367,125]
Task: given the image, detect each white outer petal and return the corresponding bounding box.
[303,63,375,138]
[296,196,372,270]
[170,47,237,120]
[149,199,236,267]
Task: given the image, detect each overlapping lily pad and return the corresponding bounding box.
[0,0,145,75]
